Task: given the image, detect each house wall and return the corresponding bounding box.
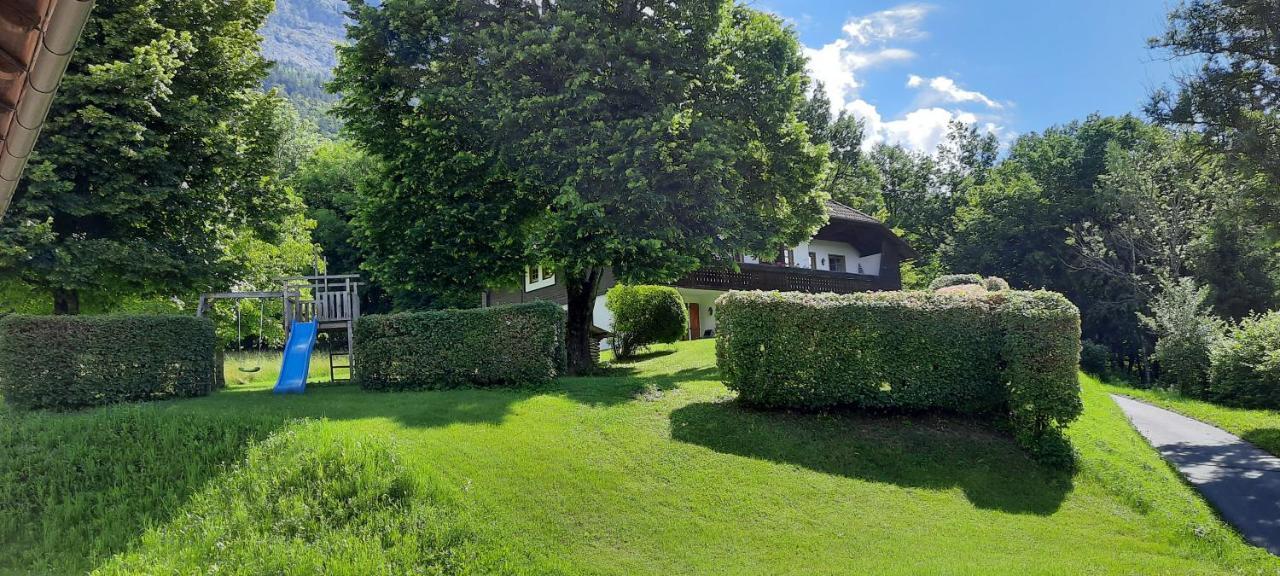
[677,288,724,339]
[487,269,618,308]
[742,239,880,276]
[796,239,881,275]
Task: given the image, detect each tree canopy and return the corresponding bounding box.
[0,0,303,314]
[1149,0,1280,226]
[334,0,828,372]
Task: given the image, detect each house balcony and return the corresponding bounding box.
[673,263,887,295]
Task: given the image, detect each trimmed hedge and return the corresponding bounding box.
[0,315,217,410]
[1208,311,1280,409]
[354,302,565,391]
[983,276,1011,291]
[928,274,983,291]
[605,284,688,358]
[715,290,1082,461]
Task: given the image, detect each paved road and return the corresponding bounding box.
[1112,394,1280,555]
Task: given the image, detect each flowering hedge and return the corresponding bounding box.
[0,315,218,410]
[354,302,565,391]
[715,290,1082,462]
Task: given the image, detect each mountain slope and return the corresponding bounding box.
[261,0,347,73]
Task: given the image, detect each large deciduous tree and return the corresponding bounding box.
[335,0,828,373]
[1149,0,1280,225]
[0,0,295,314]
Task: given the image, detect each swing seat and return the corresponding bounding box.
[237,365,262,373]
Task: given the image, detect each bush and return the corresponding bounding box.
[1140,278,1224,397]
[605,284,688,358]
[0,315,217,410]
[983,276,1011,291]
[1208,311,1280,409]
[96,423,488,575]
[354,302,565,391]
[715,290,1082,462]
[1080,339,1110,375]
[935,284,988,297]
[929,274,984,291]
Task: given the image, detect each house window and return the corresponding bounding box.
[525,265,555,292]
[786,249,795,267]
[808,252,817,269]
[829,255,846,273]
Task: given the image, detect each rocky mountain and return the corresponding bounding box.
[261,0,347,73]
[260,0,349,134]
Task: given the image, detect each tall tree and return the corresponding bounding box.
[336,0,828,373]
[0,0,294,314]
[798,83,882,213]
[1149,0,1280,225]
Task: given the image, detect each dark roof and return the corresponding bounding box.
[822,200,917,260]
[824,200,882,226]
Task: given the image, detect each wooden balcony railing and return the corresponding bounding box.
[674,263,882,294]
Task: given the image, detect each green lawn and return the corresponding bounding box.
[1096,375,1280,457]
[3,340,1278,574]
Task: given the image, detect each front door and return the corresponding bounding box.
[688,303,700,340]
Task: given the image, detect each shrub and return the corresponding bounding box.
[1080,339,1110,375]
[605,284,688,358]
[715,290,1082,462]
[96,423,487,575]
[0,315,217,410]
[936,284,989,297]
[983,276,1011,291]
[354,302,565,391]
[929,274,984,291]
[1140,278,1224,397]
[1208,311,1280,409]
[995,291,1084,464]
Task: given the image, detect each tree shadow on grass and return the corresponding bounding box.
[2,354,720,573]
[669,399,1073,515]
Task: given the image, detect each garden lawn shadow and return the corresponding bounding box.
[669,399,1072,515]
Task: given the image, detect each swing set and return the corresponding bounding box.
[233,298,267,373]
[196,275,361,390]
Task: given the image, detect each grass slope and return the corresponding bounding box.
[1096,376,1280,457]
[2,341,1276,574]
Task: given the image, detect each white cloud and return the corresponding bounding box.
[801,3,1012,153]
[803,42,915,112]
[846,103,990,153]
[843,4,932,46]
[907,74,1003,109]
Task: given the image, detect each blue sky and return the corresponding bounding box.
[756,1,1184,152]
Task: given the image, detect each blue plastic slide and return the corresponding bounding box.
[274,320,318,394]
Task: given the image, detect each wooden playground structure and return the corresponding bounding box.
[196,274,361,384]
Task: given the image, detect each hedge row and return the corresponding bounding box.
[0,315,218,410]
[715,290,1082,461]
[354,302,565,391]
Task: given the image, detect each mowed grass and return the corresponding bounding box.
[1097,376,1280,457]
[2,340,1278,574]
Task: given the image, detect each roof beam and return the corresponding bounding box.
[0,0,43,30]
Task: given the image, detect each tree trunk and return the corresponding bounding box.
[563,268,603,375]
[52,288,80,315]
